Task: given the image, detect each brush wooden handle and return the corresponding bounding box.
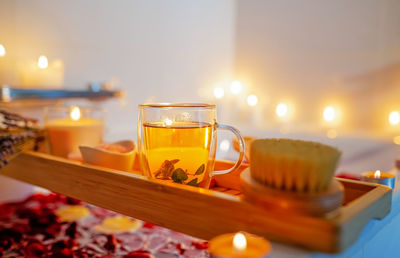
[240,168,344,217]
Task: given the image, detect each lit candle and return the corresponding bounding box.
[45,106,104,158]
[361,170,396,188]
[208,232,271,258]
[19,55,64,88]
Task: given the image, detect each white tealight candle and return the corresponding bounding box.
[208,232,271,258]
[45,106,104,158]
[361,170,396,188]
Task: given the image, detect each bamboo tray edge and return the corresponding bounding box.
[0,151,392,253]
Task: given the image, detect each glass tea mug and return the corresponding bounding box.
[137,103,244,188]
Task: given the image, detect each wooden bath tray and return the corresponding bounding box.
[0,151,392,253]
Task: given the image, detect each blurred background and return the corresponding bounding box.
[1,0,400,172]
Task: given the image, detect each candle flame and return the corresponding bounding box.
[0,44,5,57]
[38,55,49,69]
[233,232,247,252]
[374,170,381,179]
[70,106,81,121]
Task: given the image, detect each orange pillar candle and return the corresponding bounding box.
[208,232,271,258]
[45,106,104,158]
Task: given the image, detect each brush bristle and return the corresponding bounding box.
[250,138,341,193]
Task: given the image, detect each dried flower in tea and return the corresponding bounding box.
[154,160,205,186]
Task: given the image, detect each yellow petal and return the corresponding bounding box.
[55,205,90,222]
[95,216,141,234]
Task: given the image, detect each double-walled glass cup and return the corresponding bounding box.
[138,103,244,188]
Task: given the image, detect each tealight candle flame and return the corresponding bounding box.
[70,106,81,121]
[374,170,381,179]
[164,118,173,126]
[38,55,49,69]
[233,232,247,252]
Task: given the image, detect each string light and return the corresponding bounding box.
[213,87,224,99]
[276,103,288,118]
[323,106,336,122]
[0,44,5,57]
[389,111,400,126]
[38,55,48,69]
[230,81,242,95]
[247,94,258,106]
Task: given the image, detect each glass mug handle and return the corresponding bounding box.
[213,123,245,175]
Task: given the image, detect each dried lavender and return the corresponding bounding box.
[0,110,38,132]
[0,110,40,167]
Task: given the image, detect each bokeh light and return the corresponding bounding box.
[389,111,400,126]
[247,94,258,106]
[214,87,225,99]
[38,55,49,69]
[230,80,242,95]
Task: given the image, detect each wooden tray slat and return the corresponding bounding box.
[0,152,392,253]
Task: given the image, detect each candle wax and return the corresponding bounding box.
[46,118,103,158]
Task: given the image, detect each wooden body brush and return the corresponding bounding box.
[240,138,344,216]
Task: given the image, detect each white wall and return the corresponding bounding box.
[0,0,236,135]
[2,0,400,135]
[234,0,400,131]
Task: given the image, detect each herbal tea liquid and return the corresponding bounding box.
[143,122,213,186]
